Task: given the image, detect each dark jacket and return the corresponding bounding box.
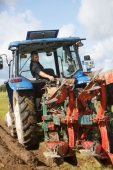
[30,60,44,78]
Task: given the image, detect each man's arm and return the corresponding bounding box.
[39,71,54,81]
[31,62,54,81]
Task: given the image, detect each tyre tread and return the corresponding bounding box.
[14,90,38,149]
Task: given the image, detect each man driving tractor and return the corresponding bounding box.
[30,51,55,81]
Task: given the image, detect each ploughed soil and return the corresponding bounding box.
[0,119,112,170]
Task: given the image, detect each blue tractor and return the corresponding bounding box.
[2,30,100,158]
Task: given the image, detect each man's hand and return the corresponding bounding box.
[48,75,54,81]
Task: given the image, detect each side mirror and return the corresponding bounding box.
[83,55,95,71]
[84,55,91,60]
[0,56,3,69]
[76,41,83,47]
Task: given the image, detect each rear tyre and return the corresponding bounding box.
[13,90,38,149]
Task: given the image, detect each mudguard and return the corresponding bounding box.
[6,77,33,111]
[74,71,90,85]
[8,77,33,90]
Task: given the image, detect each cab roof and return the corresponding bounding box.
[8,29,86,50]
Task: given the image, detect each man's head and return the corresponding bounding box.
[31,51,39,62]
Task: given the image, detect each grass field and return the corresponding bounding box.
[0,92,8,119]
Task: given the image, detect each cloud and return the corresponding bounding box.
[0,0,16,7]
[83,37,113,72]
[77,0,113,73]
[0,8,42,85]
[78,0,113,40]
[58,24,76,37]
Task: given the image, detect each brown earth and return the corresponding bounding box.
[0,119,112,170]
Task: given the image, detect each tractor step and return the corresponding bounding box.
[43,150,74,158]
[43,151,61,158]
[79,149,101,157]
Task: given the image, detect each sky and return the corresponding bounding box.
[0,0,113,84]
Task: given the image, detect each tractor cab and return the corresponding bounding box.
[8,30,86,83]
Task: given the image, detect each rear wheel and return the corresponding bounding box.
[13,90,38,149]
